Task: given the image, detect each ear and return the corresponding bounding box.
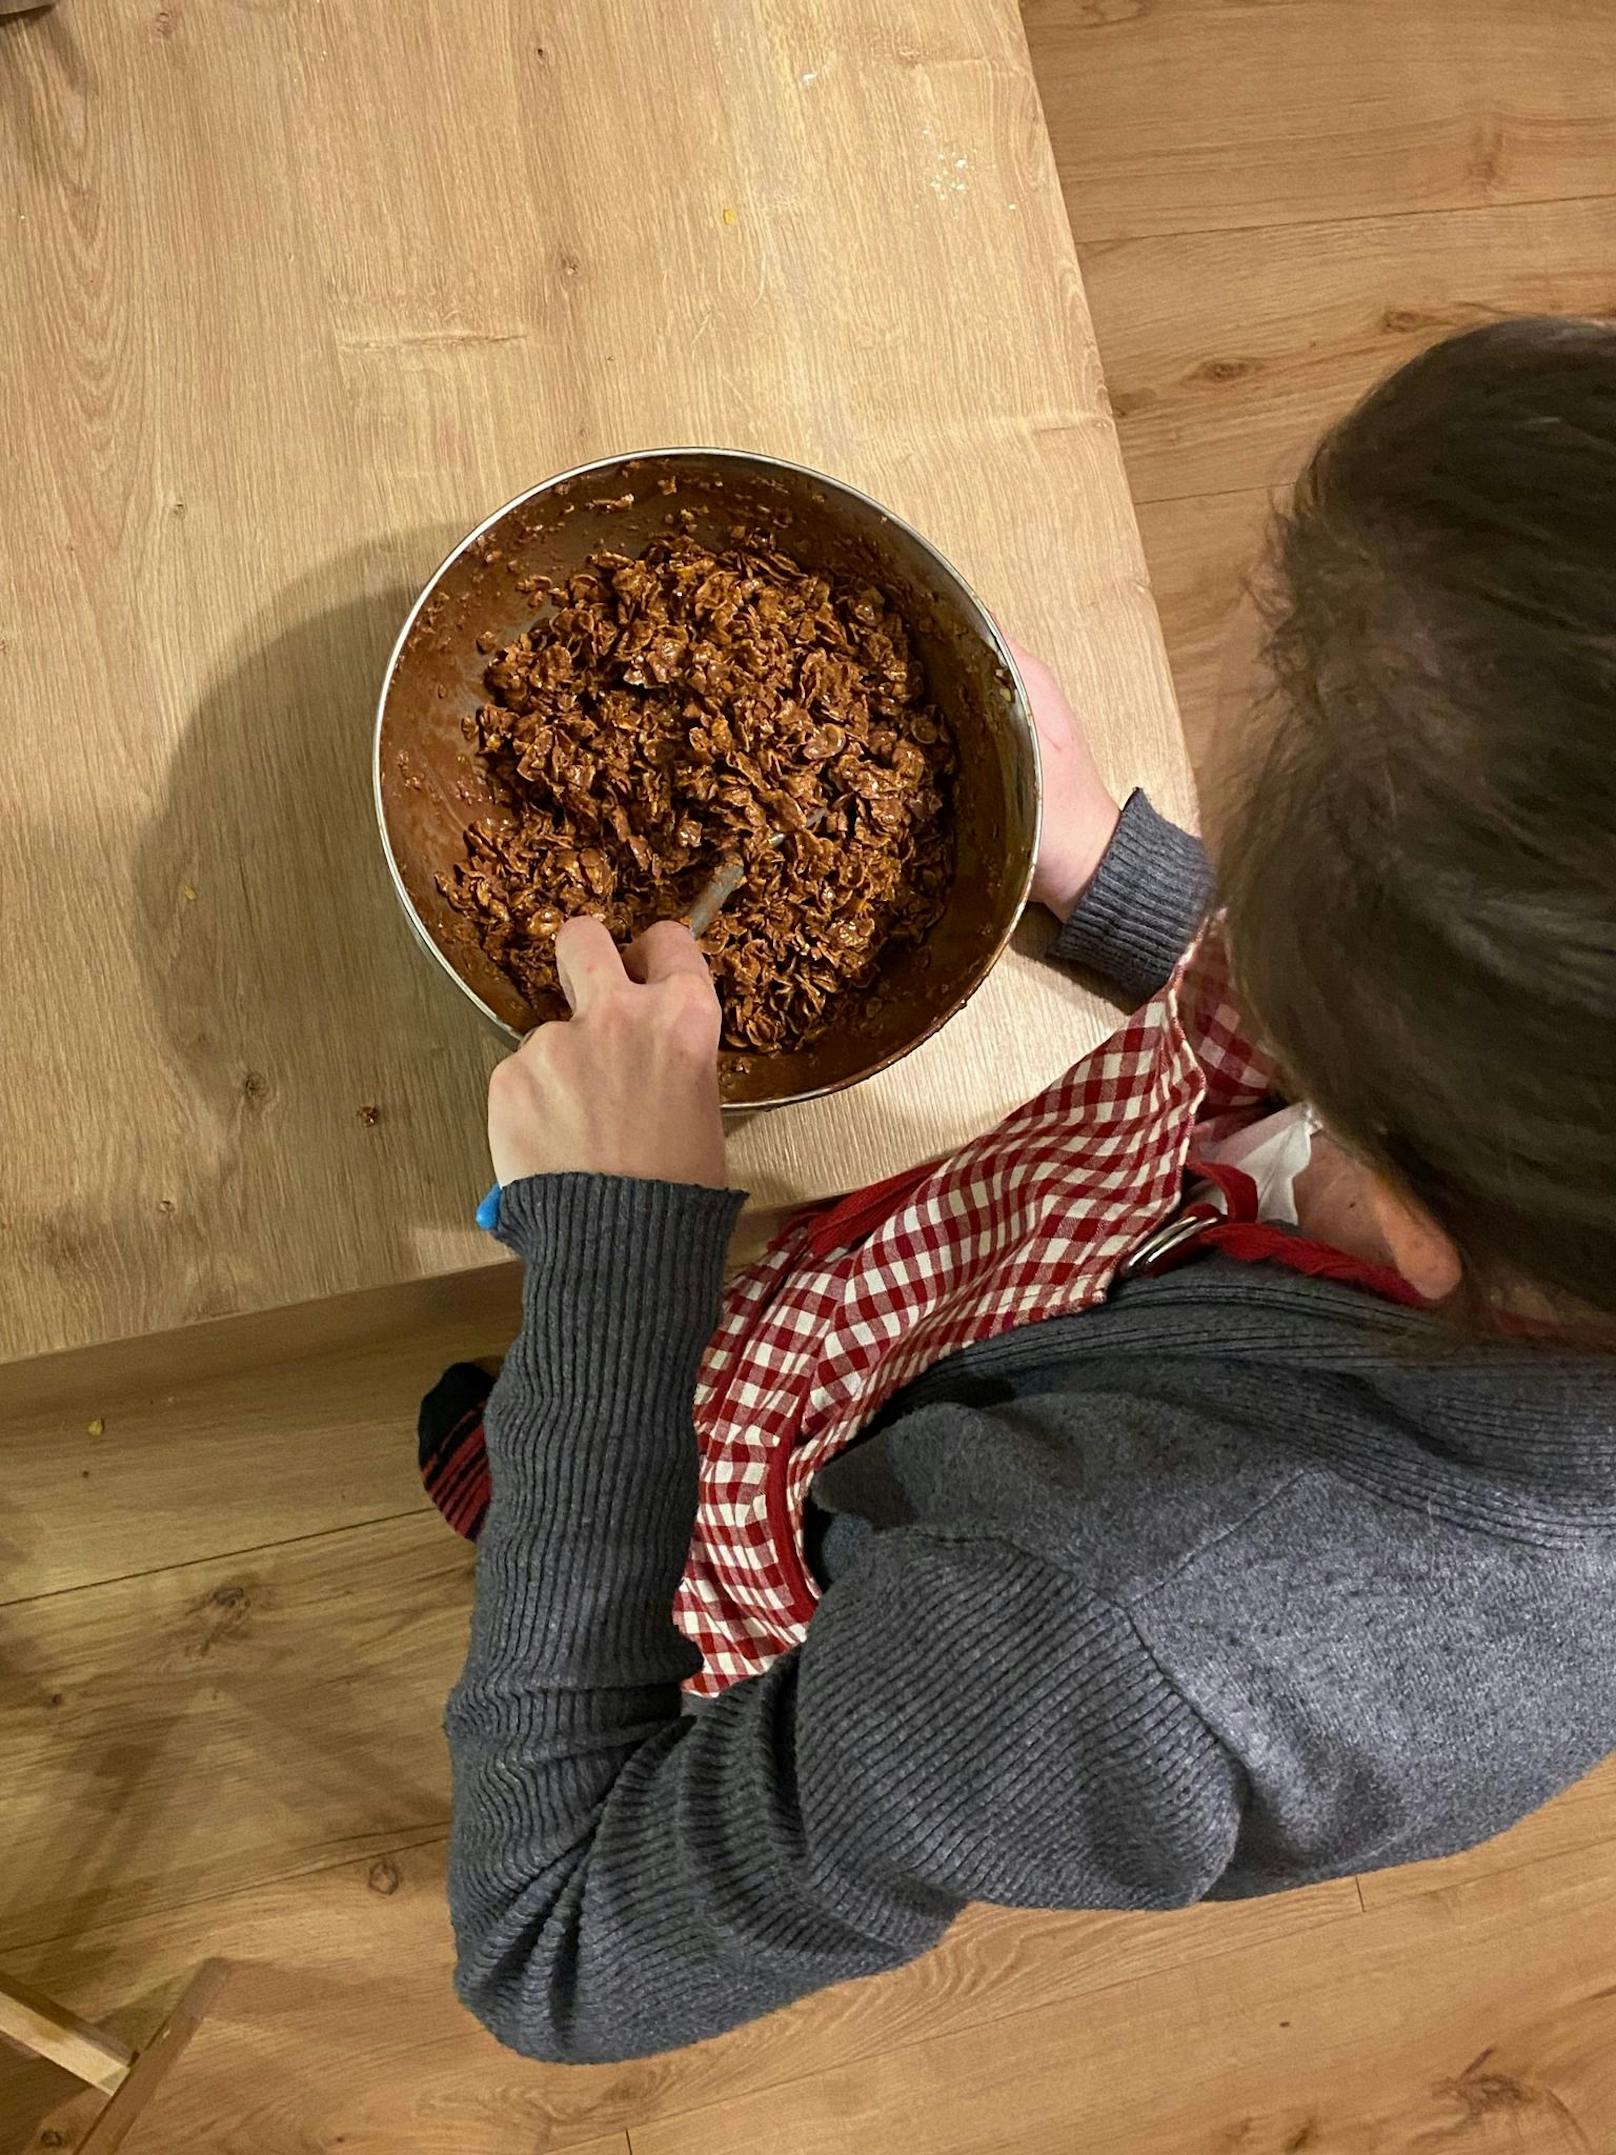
[1366,1177,1464,1303]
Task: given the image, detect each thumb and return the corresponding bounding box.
[628,918,714,985]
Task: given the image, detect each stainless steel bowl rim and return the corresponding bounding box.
[373,444,1042,1108]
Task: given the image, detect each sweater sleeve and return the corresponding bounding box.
[444,1174,1244,2064]
[1049,788,1212,1003]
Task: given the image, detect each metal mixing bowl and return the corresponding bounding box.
[374,448,1039,1109]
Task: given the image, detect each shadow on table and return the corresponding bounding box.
[129,536,500,1324]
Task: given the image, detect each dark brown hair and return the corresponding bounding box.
[1213,317,1616,1339]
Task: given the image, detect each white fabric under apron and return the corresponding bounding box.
[1201,1099,1321,1225]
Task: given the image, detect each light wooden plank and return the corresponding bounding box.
[1134,486,1273,768]
[10,6,1616,2148]
[0,1201,828,1610]
[1026,0,1616,241]
[76,1961,228,2155]
[0,1517,472,1955]
[0,0,1185,1366]
[1082,194,1616,503]
[0,1832,1358,2154]
[0,1260,521,1426]
[0,1295,505,1606]
[1360,1751,1616,1913]
[7,1738,1614,2150]
[4,1342,429,1608]
[0,1968,131,2095]
[633,1839,1616,2155]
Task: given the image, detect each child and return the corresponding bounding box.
[429,317,1616,2065]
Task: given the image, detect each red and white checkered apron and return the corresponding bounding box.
[674,927,1285,1695]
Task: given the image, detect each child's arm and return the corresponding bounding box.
[446,1174,1244,2065]
[1050,787,1213,1004]
[1012,641,1212,1004]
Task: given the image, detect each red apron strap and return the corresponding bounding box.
[802,1158,941,1260]
[1178,1154,1425,1306]
[1199,1218,1426,1306]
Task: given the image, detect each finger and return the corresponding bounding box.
[553,914,625,1013]
[629,917,715,984]
[1003,633,1053,691]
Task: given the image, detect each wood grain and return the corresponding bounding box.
[1031,0,1616,794]
[633,1838,1616,2155]
[1027,0,1616,241]
[0,1834,1356,2153]
[7,1741,1616,2150]
[75,1961,228,2155]
[0,1294,506,1606]
[1082,194,1616,504]
[1358,1750,1616,1912]
[1133,487,1273,765]
[5,1344,426,1606]
[7,5,1616,2152]
[0,1257,521,1424]
[0,1516,472,1955]
[0,0,1185,1366]
[0,1968,131,2094]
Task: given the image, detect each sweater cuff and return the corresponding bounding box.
[492,1172,745,1449]
[1049,788,1212,1004]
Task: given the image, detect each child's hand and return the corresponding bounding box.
[1007,638,1122,919]
[487,917,728,1191]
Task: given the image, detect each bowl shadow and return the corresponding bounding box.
[130,537,505,1323]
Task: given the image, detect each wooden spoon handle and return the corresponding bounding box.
[683,856,748,938]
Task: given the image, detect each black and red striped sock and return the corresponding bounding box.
[418,1361,495,1540]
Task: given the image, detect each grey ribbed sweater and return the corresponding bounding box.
[445,791,1616,2065]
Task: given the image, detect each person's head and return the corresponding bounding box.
[1209,316,1616,1342]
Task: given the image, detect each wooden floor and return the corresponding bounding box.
[6,4,1616,2148]
[1038,0,1616,764]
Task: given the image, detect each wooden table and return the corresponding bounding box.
[0,0,1189,1370]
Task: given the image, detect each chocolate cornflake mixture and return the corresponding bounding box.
[439,529,956,1053]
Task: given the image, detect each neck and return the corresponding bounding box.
[1292,1133,1400,1273]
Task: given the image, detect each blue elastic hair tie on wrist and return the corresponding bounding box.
[475,1183,502,1233]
